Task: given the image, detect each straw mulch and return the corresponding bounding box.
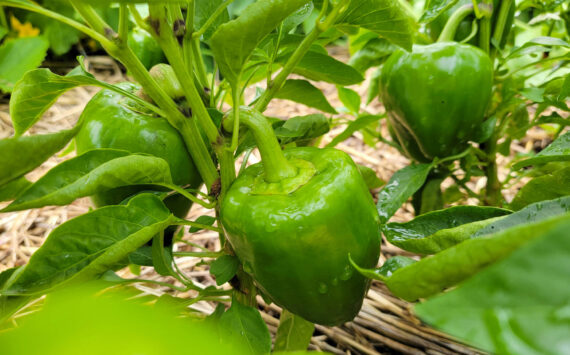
[0,53,547,354]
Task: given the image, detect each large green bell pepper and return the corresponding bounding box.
[220,109,381,326]
[75,83,201,242]
[380,42,493,162]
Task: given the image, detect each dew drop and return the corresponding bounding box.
[340,265,354,280]
[318,283,328,294]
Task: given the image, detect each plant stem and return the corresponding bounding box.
[478,0,492,54]
[70,2,114,39]
[437,4,474,42]
[0,6,7,28]
[253,0,346,113]
[491,0,513,52]
[192,38,210,88]
[118,4,129,41]
[218,144,237,197]
[128,4,150,31]
[148,5,220,145]
[224,108,297,183]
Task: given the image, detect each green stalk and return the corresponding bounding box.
[192,38,210,89]
[218,143,237,197]
[118,4,129,41]
[478,0,493,54]
[437,4,474,42]
[183,0,195,68]
[128,4,150,31]
[148,5,220,145]
[224,108,297,183]
[253,0,345,113]
[0,6,8,28]
[490,0,513,58]
[70,2,114,39]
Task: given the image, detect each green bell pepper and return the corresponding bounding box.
[128,27,166,70]
[75,83,202,247]
[380,42,493,162]
[220,108,381,326]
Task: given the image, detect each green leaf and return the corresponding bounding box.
[282,2,314,34]
[274,79,337,114]
[195,0,230,40]
[358,165,385,189]
[0,128,78,186]
[513,131,570,169]
[415,217,570,355]
[385,213,570,301]
[0,177,31,202]
[326,114,380,148]
[220,300,271,354]
[420,0,459,23]
[189,215,217,233]
[384,206,512,254]
[2,149,173,212]
[510,166,570,210]
[558,74,570,101]
[210,255,240,286]
[0,36,49,93]
[274,114,330,145]
[507,36,570,59]
[376,163,433,224]
[335,0,414,51]
[210,0,311,83]
[3,194,174,295]
[337,87,361,114]
[349,38,398,73]
[151,231,175,277]
[10,61,159,135]
[274,309,314,352]
[350,255,416,281]
[0,26,7,41]
[292,50,364,85]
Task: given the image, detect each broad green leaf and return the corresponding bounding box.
[335,0,414,51]
[325,114,381,148]
[274,79,337,114]
[420,0,459,23]
[195,0,230,40]
[210,0,311,83]
[0,36,49,93]
[559,74,570,101]
[274,114,330,145]
[2,149,173,212]
[337,87,361,114]
[384,206,511,254]
[210,255,240,286]
[349,38,398,73]
[10,61,159,135]
[189,215,217,233]
[510,166,570,210]
[376,164,433,224]
[0,128,77,186]
[274,310,314,352]
[3,194,174,295]
[220,300,271,354]
[350,255,416,281]
[507,36,570,59]
[513,131,570,169]
[386,213,570,301]
[292,50,364,85]
[473,196,570,237]
[415,218,570,355]
[0,177,31,202]
[282,2,314,34]
[357,165,385,189]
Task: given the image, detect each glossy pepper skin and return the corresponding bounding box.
[128,27,166,70]
[75,83,201,222]
[220,147,381,326]
[380,42,493,162]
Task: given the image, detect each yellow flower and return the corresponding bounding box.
[10,15,40,38]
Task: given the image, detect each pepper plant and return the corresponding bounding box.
[0,0,414,352]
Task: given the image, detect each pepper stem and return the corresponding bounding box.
[437,4,475,42]
[223,108,297,183]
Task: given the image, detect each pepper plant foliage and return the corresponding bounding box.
[0,0,569,353]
